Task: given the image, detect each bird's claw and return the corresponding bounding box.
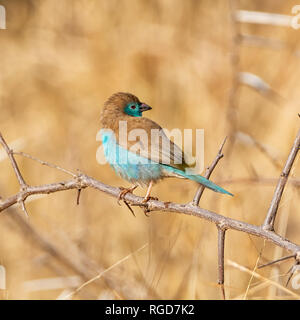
[117,186,138,205]
[117,186,138,217]
[117,186,157,217]
[141,196,158,217]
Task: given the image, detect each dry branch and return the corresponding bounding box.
[217,227,226,300]
[1,130,300,298]
[0,133,27,187]
[0,133,29,216]
[263,129,300,230]
[0,171,299,252]
[0,164,299,254]
[192,137,227,206]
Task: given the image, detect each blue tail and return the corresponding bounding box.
[163,166,233,196]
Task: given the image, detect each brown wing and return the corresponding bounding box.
[115,117,188,170]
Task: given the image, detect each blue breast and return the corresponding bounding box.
[100,129,162,185]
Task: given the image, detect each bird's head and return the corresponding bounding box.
[103,92,152,118]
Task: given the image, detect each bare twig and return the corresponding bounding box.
[258,254,296,269]
[217,226,226,300]
[0,133,27,187]
[0,133,29,217]
[14,151,76,178]
[192,137,227,206]
[263,129,300,230]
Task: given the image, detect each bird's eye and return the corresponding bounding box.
[131,105,136,109]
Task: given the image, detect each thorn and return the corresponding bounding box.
[143,209,150,217]
[131,202,152,216]
[123,200,135,217]
[20,201,29,218]
[218,283,226,300]
[76,189,81,205]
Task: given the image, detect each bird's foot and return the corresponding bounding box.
[141,195,158,217]
[117,185,138,205]
[117,185,138,217]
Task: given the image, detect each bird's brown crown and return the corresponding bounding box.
[100,92,141,128]
[105,92,140,112]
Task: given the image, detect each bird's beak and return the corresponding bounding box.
[140,103,152,112]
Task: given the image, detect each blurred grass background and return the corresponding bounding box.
[0,0,299,299]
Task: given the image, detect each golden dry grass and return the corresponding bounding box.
[0,0,299,299]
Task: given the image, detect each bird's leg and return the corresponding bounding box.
[128,181,157,217]
[142,180,157,203]
[117,184,138,205]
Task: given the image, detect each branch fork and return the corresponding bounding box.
[0,129,300,299]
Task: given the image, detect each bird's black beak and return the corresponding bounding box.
[140,103,152,112]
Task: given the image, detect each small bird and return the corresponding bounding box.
[100,92,233,208]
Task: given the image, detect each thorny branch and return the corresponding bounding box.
[0,134,27,187]
[217,226,226,300]
[192,137,227,206]
[0,133,29,217]
[0,130,300,299]
[263,129,300,230]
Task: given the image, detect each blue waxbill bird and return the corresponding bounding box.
[99,92,233,207]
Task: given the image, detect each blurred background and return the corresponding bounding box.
[0,0,299,300]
